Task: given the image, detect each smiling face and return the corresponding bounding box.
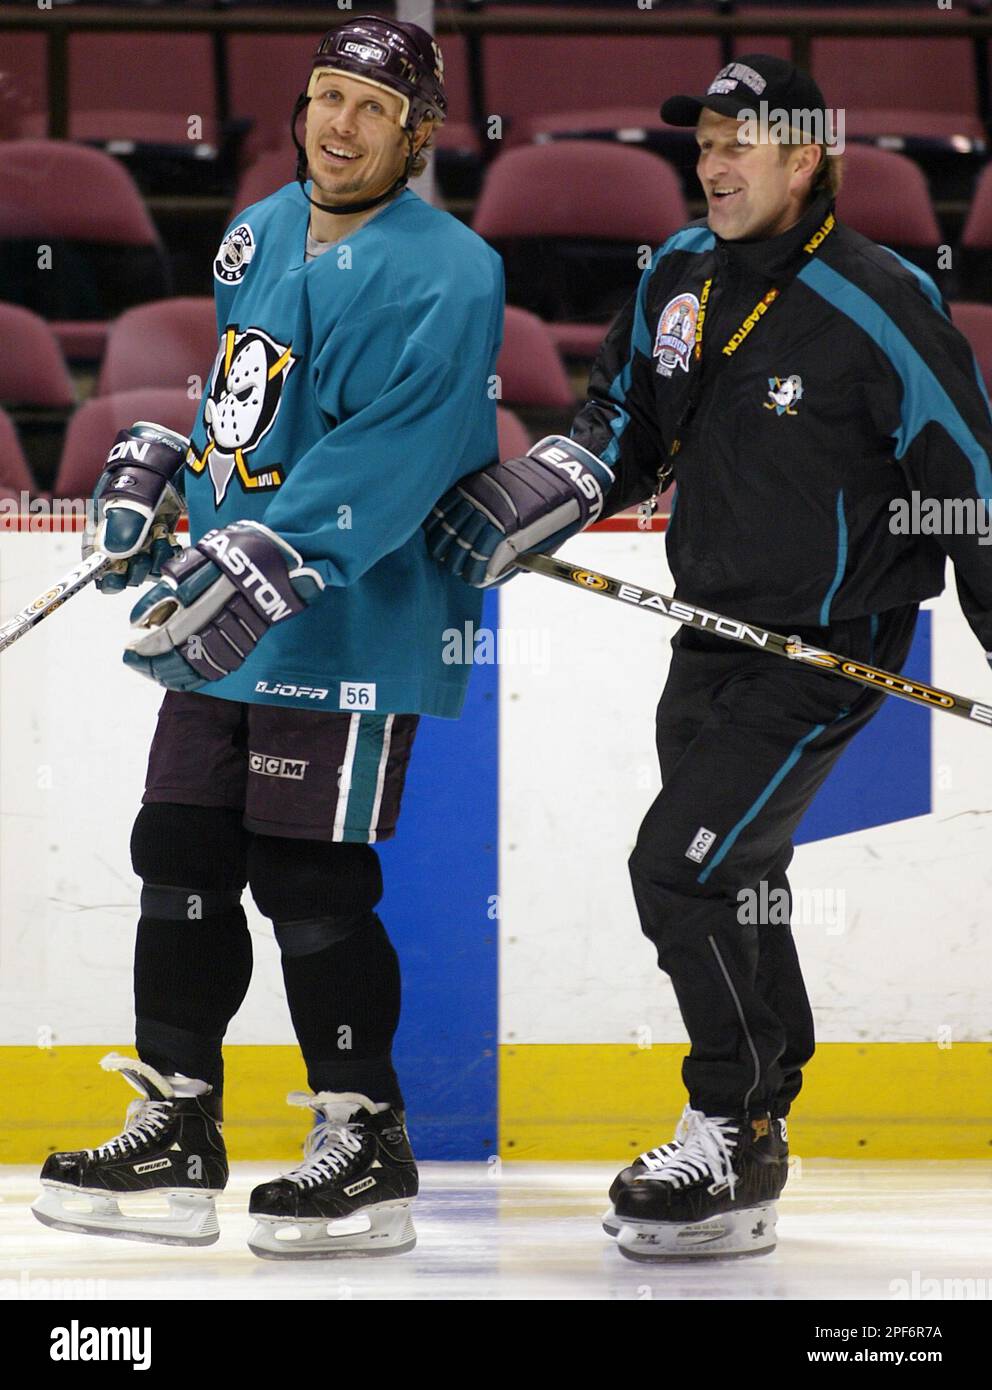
[304,69,417,206]
[696,108,821,242]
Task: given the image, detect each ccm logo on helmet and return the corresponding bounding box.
[342,40,387,63]
[200,532,294,622]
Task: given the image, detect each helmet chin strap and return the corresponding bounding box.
[291,94,418,216]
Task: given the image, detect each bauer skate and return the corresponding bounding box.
[607,1109,789,1261]
[32,1053,227,1246]
[248,1091,418,1260]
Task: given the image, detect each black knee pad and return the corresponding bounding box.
[273,914,375,956]
[131,804,249,917]
[247,836,383,924]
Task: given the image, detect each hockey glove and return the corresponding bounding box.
[123,521,325,691]
[425,435,615,587]
[82,421,188,593]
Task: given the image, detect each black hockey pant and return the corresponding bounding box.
[628,604,919,1118]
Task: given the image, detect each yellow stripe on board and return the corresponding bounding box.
[500,1043,992,1160]
[0,1046,311,1164]
[2,1043,990,1164]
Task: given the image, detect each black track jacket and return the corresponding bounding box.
[571,190,992,650]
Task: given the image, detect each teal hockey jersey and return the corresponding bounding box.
[184,182,504,717]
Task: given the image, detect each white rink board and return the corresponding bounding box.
[1,531,990,1049]
[499,531,992,1046]
[0,532,294,1046]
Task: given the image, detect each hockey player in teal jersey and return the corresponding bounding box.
[33,18,504,1259]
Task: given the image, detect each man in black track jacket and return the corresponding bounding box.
[426,54,992,1261]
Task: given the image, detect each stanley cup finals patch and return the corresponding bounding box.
[654,292,699,377]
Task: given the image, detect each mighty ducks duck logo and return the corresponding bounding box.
[187,326,296,504]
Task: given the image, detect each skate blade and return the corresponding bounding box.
[615,1203,777,1263]
[602,1204,620,1238]
[32,1186,222,1247]
[248,1199,416,1261]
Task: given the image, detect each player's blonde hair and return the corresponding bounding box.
[777,135,844,199]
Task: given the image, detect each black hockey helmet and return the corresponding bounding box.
[307,16,447,133]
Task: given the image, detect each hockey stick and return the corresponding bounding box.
[0,550,119,655]
[516,551,992,730]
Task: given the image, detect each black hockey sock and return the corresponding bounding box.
[134,906,253,1094]
[279,913,403,1106]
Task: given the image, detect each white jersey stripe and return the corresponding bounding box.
[367,713,395,845]
[333,713,362,842]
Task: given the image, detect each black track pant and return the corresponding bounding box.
[628,604,918,1118]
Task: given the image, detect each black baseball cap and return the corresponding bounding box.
[661,54,827,127]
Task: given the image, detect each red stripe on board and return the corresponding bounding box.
[0,512,669,534]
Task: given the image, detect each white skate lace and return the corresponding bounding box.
[638,1104,694,1170]
[638,1109,740,1197]
[283,1118,365,1189]
[90,1099,173,1159]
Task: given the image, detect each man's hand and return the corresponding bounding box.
[424,435,615,587]
[82,421,188,592]
[123,521,325,691]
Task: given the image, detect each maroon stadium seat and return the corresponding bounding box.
[835,144,941,249]
[474,140,687,359]
[96,299,218,397]
[496,406,532,462]
[812,29,983,144]
[949,303,992,396]
[497,307,575,410]
[0,304,75,409]
[962,164,992,252]
[474,140,687,242]
[53,389,199,501]
[487,29,719,147]
[232,151,298,218]
[0,406,36,498]
[0,140,170,362]
[14,33,221,148]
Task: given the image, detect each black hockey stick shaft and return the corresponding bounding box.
[516,551,992,730]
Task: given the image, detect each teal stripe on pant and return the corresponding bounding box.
[341,713,392,842]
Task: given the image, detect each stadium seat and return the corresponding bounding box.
[812,30,984,146]
[0,304,75,409]
[53,389,199,501]
[496,406,532,462]
[0,141,172,362]
[0,406,36,500]
[959,167,992,300]
[497,308,575,410]
[835,144,942,266]
[232,151,298,217]
[473,141,687,359]
[949,303,992,395]
[96,299,218,397]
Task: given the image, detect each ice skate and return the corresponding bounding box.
[608,1109,789,1261]
[248,1091,418,1259]
[32,1053,227,1247]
